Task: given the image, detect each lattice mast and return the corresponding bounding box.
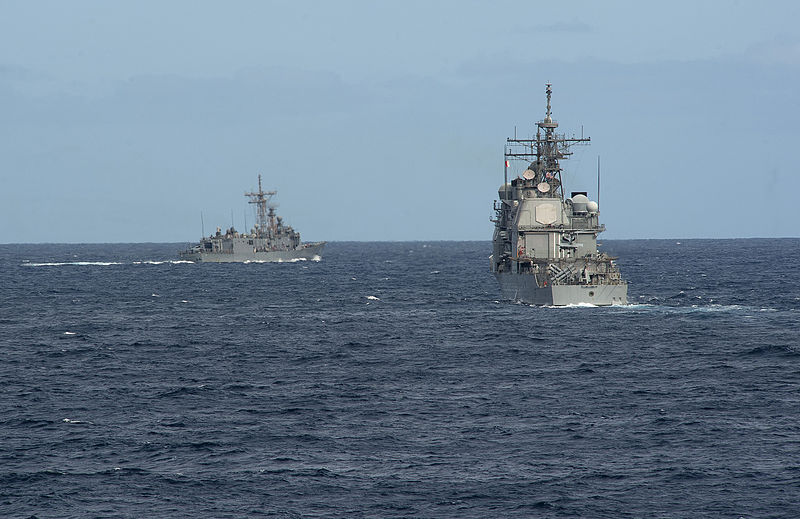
[245,174,277,238]
[505,84,590,199]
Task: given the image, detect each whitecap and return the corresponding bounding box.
[704,304,745,312]
[63,331,77,335]
[366,295,380,301]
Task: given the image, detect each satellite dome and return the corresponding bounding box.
[571,194,589,213]
[586,201,599,213]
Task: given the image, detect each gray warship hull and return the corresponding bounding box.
[180,241,325,263]
[180,175,325,263]
[496,272,627,306]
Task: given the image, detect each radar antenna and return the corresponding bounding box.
[245,174,277,238]
[504,83,590,199]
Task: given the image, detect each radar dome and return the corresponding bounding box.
[586,201,599,213]
[571,194,589,213]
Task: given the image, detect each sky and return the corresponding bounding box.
[1,0,799,243]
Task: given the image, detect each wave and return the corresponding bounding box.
[62,418,93,424]
[614,301,782,315]
[744,344,800,357]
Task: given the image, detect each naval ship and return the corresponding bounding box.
[179,175,325,262]
[490,84,627,306]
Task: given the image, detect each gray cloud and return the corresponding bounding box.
[0,66,370,127]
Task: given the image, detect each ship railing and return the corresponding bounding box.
[517,223,605,232]
[568,220,604,230]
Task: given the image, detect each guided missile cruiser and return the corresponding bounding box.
[490,84,627,306]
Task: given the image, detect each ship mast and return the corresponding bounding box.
[505,84,590,199]
[245,174,277,238]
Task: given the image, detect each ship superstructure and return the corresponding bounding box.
[490,84,627,305]
[179,175,325,263]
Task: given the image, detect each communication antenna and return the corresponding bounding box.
[597,155,601,209]
[505,83,590,200]
[201,211,205,237]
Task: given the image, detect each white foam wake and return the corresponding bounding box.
[133,260,194,265]
[24,259,195,267]
[542,302,599,309]
[23,261,123,267]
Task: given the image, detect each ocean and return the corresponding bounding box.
[1,239,799,518]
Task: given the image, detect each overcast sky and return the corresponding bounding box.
[1,0,799,243]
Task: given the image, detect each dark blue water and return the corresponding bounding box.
[2,240,799,518]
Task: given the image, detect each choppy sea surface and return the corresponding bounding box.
[1,239,799,518]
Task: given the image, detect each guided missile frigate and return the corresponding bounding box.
[490,84,627,306]
[179,175,325,263]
